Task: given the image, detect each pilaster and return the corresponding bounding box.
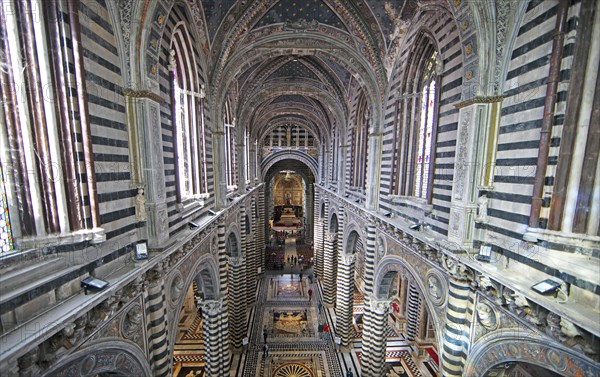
[448,103,496,247]
[338,145,347,194]
[125,92,169,247]
[366,132,383,210]
[213,129,228,209]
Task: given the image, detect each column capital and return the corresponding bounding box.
[442,255,472,282]
[201,298,223,315]
[367,296,391,315]
[228,256,243,267]
[325,231,337,242]
[340,253,355,266]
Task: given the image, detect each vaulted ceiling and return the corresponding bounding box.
[188,0,424,154]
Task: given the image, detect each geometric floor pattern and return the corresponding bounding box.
[239,238,343,376]
[243,272,343,376]
[174,238,439,376]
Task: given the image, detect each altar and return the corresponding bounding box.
[281,207,296,219]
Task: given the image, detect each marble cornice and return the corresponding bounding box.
[123,88,164,104]
[454,95,504,109]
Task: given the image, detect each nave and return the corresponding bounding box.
[173,238,437,377]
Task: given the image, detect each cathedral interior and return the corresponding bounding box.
[0,0,599,376]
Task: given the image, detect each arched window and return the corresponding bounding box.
[244,128,250,184]
[0,0,103,251]
[170,24,208,203]
[414,57,437,199]
[224,99,237,190]
[350,93,369,191]
[0,165,14,252]
[391,47,439,203]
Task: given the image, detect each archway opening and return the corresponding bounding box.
[172,262,218,376]
[264,159,315,272]
[375,263,440,376]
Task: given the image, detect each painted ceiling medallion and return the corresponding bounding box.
[274,363,314,377]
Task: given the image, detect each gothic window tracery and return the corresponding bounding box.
[0,0,101,249]
[391,47,439,203]
[350,93,369,191]
[224,99,237,190]
[170,24,208,202]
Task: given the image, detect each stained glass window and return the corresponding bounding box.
[0,164,14,253]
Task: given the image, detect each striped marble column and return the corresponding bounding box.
[360,297,390,377]
[228,255,246,349]
[313,189,323,276]
[323,231,337,306]
[257,189,266,272]
[241,206,255,306]
[248,196,258,303]
[216,223,231,369]
[405,282,421,341]
[363,223,377,297]
[313,190,323,280]
[201,298,227,376]
[335,253,355,347]
[144,262,170,376]
[441,276,473,377]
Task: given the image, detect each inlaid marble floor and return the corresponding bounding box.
[173,238,436,376]
[233,238,345,377]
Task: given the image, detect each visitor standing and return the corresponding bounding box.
[308,288,313,301]
[323,323,330,341]
[263,343,269,358]
[318,323,324,339]
[346,370,353,377]
[263,327,268,343]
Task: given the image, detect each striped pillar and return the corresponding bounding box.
[314,192,329,279]
[441,276,473,377]
[405,282,421,341]
[216,223,231,370]
[257,189,266,272]
[363,223,377,298]
[360,297,390,377]
[248,196,258,303]
[313,190,323,280]
[201,298,227,376]
[326,207,344,307]
[144,263,170,376]
[335,253,355,346]
[323,231,337,306]
[228,256,246,349]
[241,206,256,306]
